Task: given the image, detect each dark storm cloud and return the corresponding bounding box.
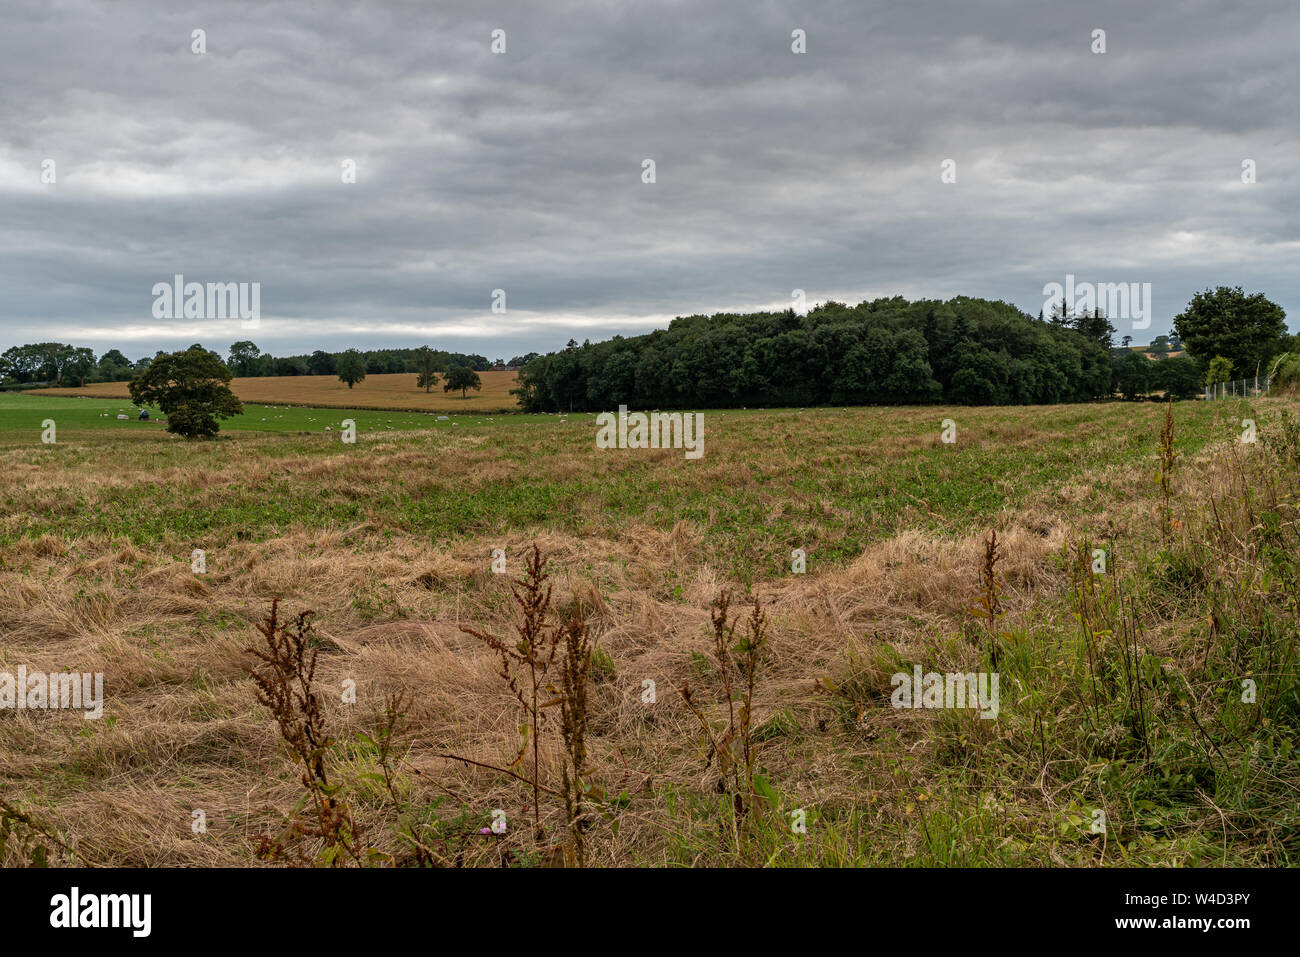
[0,0,1295,361]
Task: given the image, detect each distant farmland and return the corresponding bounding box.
[30,370,522,412]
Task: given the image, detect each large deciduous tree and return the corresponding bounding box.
[443,364,482,398]
[97,349,133,382]
[227,340,262,377]
[129,346,243,438]
[65,347,96,387]
[336,349,367,389]
[1174,287,1286,379]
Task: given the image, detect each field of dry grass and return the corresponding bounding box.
[31,370,522,413]
[1,396,1297,867]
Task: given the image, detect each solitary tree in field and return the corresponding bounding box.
[416,345,438,393]
[443,365,481,398]
[128,345,243,438]
[336,349,367,389]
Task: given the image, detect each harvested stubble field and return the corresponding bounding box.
[1,394,1298,866]
[31,369,522,413]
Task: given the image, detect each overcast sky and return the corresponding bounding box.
[1,0,1296,362]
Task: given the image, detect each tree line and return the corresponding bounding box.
[5,287,1291,415]
[512,287,1293,412]
[0,341,526,387]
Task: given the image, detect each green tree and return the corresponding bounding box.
[270,355,308,376]
[443,365,482,398]
[510,358,543,409]
[0,343,81,383]
[96,349,133,381]
[1205,355,1233,386]
[1048,298,1071,327]
[65,347,96,387]
[1174,286,1286,379]
[1112,351,1151,400]
[0,345,38,382]
[336,349,367,389]
[307,350,336,376]
[1073,308,1115,352]
[29,343,76,384]
[415,345,438,393]
[1154,355,1203,400]
[128,346,244,438]
[1270,353,1300,391]
[228,341,261,377]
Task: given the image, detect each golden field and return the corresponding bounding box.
[30,370,522,413]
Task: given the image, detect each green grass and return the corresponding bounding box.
[0,393,1239,583]
[0,392,513,437]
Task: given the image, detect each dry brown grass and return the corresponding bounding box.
[0,503,1096,865]
[3,398,1296,865]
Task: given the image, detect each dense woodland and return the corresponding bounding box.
[511,297,1218,412]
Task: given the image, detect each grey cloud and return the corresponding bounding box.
[0,0,1295,360]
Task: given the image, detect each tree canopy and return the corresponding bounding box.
[512,297,1115,411]
[1173,286,1286,379]
[336,349,367,389]
[128,345,244,438]
[415,345,439,393]
[443,365,482,398]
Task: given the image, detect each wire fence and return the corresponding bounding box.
[1205,376,1270,400]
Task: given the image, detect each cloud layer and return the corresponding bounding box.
[2,0,1296,360]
